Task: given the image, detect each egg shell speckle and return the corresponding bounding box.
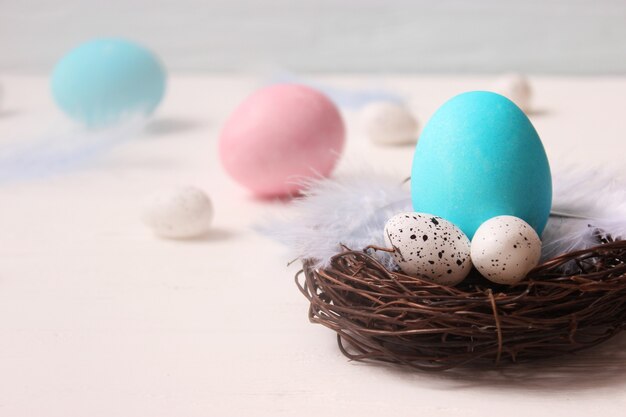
[384,212,472,286]
[470,215,542,285]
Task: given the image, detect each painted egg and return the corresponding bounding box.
[360,101,419,145]
[411,91,551,239]
[143,186,213,239]
[470,215,542,284]
[219,84,345,197]
[384,212,472,286]
[51,38,166,127]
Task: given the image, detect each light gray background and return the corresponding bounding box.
[2,0,626,74]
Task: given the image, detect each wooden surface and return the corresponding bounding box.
[1,75,626,416]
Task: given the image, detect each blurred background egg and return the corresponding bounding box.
[218,84,345,197]
[359,101,419,145]
[411,91,552,239]
[143,186,213,239]
[490,73,533,113]
[384,212,472,286]
[51,38,166,127]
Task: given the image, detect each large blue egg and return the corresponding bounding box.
[411,91,552,239]
[51,39,166,127]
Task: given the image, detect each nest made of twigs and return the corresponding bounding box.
[296,239,626,371]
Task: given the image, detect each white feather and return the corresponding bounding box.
[542,167,626,259]
[258,172,411,268]
[0,116,148,184]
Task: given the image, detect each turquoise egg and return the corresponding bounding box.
[51,39,166,127]
[411,91,552,239]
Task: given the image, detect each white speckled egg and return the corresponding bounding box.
[470,216,542,285]
[143,186,213,239]
[384,212,472,286]
[490,73,532,113]
[360,101,419,145]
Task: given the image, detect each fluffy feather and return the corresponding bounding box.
[261,168,626,268]
[267,71,404,109]
[542,168,626,259]
[259,172,411,268]
[0,116,147,184]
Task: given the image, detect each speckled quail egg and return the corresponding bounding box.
[470,215,542,285]
[384,212,472,286]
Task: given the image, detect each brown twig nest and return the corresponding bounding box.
[296,239,626,371]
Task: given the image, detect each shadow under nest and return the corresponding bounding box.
[296,238,626,372]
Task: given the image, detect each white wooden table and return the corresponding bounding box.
[1,75,626,416]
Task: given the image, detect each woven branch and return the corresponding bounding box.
[296,239,626,371]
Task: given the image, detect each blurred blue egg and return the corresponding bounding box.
[51,38,166,127]
[411,91,552,239]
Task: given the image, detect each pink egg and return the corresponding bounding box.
[218,84,345,197]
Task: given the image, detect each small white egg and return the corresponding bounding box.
[384,212,472,286]
[360,101,419,145]
[490,73,532,113]
[470,216,541,285]
[143,186,213,239]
